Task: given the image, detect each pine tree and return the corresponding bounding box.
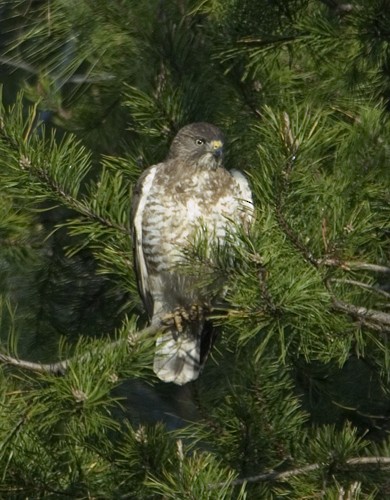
[0,0,390,497]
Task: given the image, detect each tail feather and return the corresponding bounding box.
[153,326,202,385]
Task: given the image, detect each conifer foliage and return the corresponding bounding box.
[0,0,390,497]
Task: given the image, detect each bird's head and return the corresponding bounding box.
[167,122,225,169]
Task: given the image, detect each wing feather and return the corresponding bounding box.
[230,169,254,225]
[131,164,160,317]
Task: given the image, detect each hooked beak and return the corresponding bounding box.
[210,140,223,159]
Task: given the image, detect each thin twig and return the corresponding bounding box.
[255,259,278,314]
[0,324,161,376]
[0,411,30,453]
[329,278,390,299]
[0,56,115,83]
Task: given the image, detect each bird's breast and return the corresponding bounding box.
[142,168,244,271]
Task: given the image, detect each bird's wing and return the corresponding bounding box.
[230,168,253,204]
[131,163,161,317]
[230,169,254,224]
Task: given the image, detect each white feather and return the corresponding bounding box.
[186,199,202,221]
[231,169,254,208]
[133,166,158,302]
[154,330,202,385]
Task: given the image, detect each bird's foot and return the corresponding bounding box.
[189,303,204,321]
[161,307,187,332]
[173,308,187,333]
[161,304,205,332]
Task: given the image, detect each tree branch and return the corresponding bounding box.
[274,203,318,266]
[1,125,131,235]
[274,116,318,267]
[0,324,161,376]
[319,258,390,274]
[329,278,390,299]
[331,299,390,330]
[0,56,115,84]
[270,114,390,278]
[211,456,390,487]
[28,161,132,236]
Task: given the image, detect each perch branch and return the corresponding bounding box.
[0,324,161,376]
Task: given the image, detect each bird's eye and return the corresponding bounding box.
[195,138,205,145]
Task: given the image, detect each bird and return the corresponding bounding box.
[131,122,253,385]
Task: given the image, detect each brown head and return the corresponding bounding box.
[167,122,225,169]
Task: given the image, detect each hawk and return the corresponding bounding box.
[131,122,253,385]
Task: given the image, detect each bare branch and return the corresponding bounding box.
[347,457,390,466]
[231,463,321,485]
[0,56,115,84]
[332,299,390,329]
[329,278,390,299]
[319,258,390,274]
[211,456,390,487]
[0,353,67,375]
[0,324,161,376]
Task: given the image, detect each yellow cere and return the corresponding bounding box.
[211,140,223,149]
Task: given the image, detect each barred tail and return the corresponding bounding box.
[153,324,202,385]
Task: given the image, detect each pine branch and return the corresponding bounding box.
[0,411,30,452]
[19,154,131,235]
[274,112,318,267]
[0,56,115,83]
[211,456,390,487]
[254,258,278,314]
[331,299,390,331]
[0,114,131,236]
[319,258,390,274]
[330,278,390,299]
[0,324,162,376]
[270,112,390,335]
[274,203,318,267]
